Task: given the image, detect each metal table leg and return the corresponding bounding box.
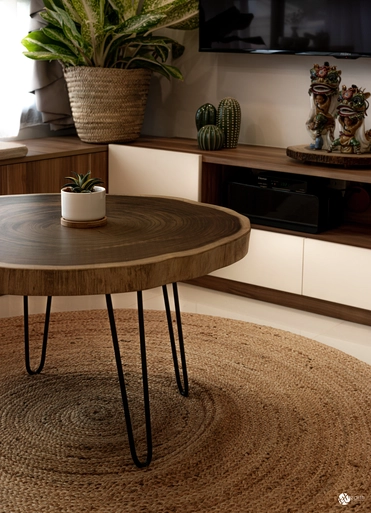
[22,285,188,468]
[106,283,189,467]
[162,283,189,397]
[105,292,152,468]
[24,296,52,375]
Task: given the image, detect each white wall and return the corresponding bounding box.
[142,29,371,149]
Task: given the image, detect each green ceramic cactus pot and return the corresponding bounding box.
[195,103,217,131]
[217,97,241,148]
[197,124,224,151]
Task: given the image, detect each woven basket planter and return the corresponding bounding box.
[64,67,152,144]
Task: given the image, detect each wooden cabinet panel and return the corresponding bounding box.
[4,163,28,195]
[211,228,304,294]
[303,239,371,309]
[3,152,107,195]
[109,145,201,200]
[0,165,8,195]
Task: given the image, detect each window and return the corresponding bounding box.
[0,0,35,138]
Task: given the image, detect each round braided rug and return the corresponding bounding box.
[0,309,370,513]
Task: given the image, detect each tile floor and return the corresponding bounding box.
[1,283,370,365]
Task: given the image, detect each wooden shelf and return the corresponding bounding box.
[129,136,371,183]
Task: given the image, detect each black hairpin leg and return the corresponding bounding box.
[162,283,189,397]
[105,292,152,468]
[24,295,52,375]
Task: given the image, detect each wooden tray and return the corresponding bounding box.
[287,144,371,167]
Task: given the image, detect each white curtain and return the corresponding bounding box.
[0,0,34,138]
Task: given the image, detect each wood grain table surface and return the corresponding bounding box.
[0,194,250,297]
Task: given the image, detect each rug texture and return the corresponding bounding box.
[0,309,370,513]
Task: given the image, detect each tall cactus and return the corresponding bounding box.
[195,103,217,131]
[217,97,241,148]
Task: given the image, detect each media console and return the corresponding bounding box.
[124,136,371,326]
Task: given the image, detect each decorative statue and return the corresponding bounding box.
[306,62,342,150]
[328,84,371,154]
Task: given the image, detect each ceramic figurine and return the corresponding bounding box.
[197,124,224,151]
[306,62,342,150]
[328,84,371,154]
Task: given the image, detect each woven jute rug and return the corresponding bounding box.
[0,309,370,513]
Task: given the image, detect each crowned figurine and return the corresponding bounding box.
[306,62,342,150]
[328,84,371,154]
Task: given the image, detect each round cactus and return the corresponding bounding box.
[217,97,241,148]
[195,103,217,131]
[197,124,224,151]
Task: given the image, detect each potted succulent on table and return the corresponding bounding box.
[21,0,199,144]
[61,171,106,227]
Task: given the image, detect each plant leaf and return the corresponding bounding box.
[42,27,80,55]
[141,0,182,13]
[22,30,81,64]
[64,0,105,49]
[115,13,166,36]
[23,50,79,65]
[146,0,199,31]
[128,56,183,80]
[108,0,140,21]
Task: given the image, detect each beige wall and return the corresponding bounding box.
[142,29,371,149]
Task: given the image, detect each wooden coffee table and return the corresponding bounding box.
[0,194,250,466]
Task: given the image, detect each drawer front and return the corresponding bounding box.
[303,239,371,309]
[109,145,201,200]
[211,229,304,294]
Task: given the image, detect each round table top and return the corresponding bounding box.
[0,194,250,296]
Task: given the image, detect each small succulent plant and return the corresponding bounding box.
[63,171,104,193]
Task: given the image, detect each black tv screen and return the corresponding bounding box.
[199,0,371,58]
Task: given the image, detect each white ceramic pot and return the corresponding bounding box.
[61,186,106,222]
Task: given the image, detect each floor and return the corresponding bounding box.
[1,283,370,365]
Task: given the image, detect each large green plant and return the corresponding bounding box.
[22,0,198,80]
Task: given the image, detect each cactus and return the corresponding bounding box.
[195,103,217,131]
[197,124,224,151]
[217,97,241,148]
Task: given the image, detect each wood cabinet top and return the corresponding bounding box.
[0,136,107,165]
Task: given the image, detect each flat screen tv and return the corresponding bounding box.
[199,0,371,58]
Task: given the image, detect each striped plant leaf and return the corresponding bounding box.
[146,0,198,31]
[23,51,79,66]
[115,13,166,35]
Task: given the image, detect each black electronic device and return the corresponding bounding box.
[227,181,343,234]
[199,0,371,59]
[257,172,309,194]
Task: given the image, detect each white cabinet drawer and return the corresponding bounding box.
[211,229,304,294]
[303,239,371,309]
[108,145,201,200]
